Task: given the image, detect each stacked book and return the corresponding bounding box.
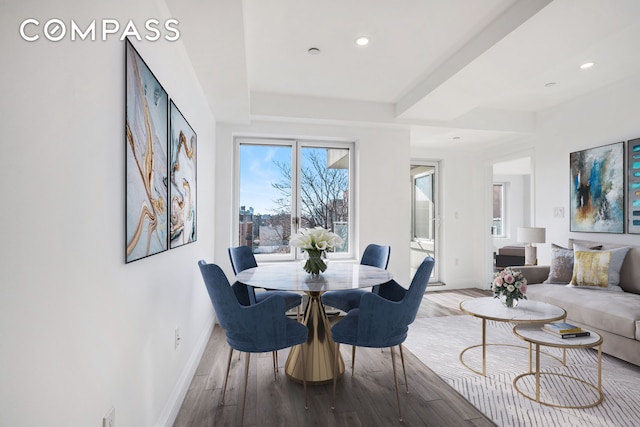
[543,322,590,339]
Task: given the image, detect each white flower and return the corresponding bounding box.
[290,227,343,252]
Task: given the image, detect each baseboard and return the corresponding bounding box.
[155,317,215,427]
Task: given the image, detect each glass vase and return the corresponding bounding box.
[500,294,519,308]
[303,250,327,276]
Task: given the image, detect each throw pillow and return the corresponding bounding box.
[569,244,630,290]
[543,243,574,284]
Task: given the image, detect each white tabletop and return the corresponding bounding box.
[460,297,566,323]
[235,262,393,292]
[514,324,603,348]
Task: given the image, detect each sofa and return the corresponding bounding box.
[514,238,640,366]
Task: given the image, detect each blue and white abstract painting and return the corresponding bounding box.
[570,142,624,233]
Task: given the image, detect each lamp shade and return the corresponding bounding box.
[517,227,546,244]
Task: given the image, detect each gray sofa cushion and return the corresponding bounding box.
[569,239,640,294]
[526,283,640,340]
[570,244,630,290]
[543,244,574,284]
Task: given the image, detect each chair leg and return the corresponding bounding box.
[351,345,356,376]
[399,344,409,393]
[331,343,340,410]
[272,351,278,381]
[220,347,234,405]
[300,344,308,410]
[240,353,251,426]
[390,346,403,422]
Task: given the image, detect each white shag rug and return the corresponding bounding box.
[404,315,640,427]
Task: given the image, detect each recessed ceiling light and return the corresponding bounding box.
[308,47,321,55]
[580,62,595,69]
[354,36,369,46]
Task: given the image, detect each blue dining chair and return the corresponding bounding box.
[321,244,391,313]
[228,246,302,318]
[330,256,435,421]
[198,261,308,425]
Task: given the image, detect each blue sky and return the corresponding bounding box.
[239,144,291,214]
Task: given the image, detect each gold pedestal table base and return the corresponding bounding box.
[286,291,344,384]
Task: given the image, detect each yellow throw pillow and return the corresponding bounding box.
[569,245,630,290]
[571,251,610,288]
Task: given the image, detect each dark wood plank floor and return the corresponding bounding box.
[173,288,493,427]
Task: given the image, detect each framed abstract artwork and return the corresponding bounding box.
[628,137,640,234]
[569,141,624,233]
[125,39,169,263]
[169,100,197,248]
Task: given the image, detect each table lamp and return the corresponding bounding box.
[517,227,546,265]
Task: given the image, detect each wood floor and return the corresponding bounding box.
[173,288,493,427]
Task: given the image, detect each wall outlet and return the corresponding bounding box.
[103,407,115,427]
[174,328,181,349]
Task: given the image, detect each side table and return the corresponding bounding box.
[512,324,604,409]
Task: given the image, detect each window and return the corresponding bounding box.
[236,138,353,260]
[492,183,505,237]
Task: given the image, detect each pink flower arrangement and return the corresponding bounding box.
[492,267,527,307]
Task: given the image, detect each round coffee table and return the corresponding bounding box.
[459,297,566,376]
[512,324,603,408]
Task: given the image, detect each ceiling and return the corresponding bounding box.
[169,0,640,150]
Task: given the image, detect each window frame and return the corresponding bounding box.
[492,182,507,238]
[233,136,356,262]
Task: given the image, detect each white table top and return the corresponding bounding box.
[235,262,393,292]
[514,324,602,348]
[460,297,566,323]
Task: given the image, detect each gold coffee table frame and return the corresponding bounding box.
[459,297,566,376]
[513,324,604,409]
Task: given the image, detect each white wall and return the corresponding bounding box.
[410,147,487,289]
[215,121,412,286]
[486,74,640,267]
[0,1,216,426]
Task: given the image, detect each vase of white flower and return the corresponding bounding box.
[304,249,327,275]
[491,267,527,308]
[290,227,343,276]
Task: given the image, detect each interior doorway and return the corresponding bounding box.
[410,161,440,283]
[491,156,532,253]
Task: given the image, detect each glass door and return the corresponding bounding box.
[410,161,439,283]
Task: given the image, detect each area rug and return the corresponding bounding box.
[403,315,640,427]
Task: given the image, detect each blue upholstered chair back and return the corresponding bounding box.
[332,257,435,348]
[198,260,303,353]
[228,246,260,304]
[228,246,258,275]
[360,244,391,269]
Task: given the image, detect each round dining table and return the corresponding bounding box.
[235,261,393,384]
